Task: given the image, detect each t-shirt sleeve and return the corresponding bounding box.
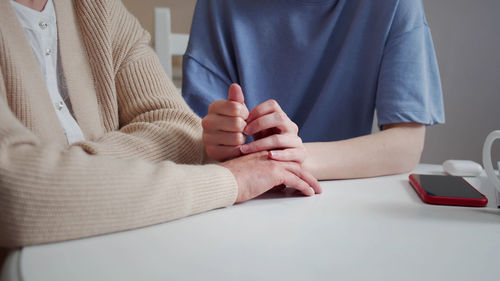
[376,18,445,127]
[182,55,231,118]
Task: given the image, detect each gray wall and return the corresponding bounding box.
[421,0,500,165]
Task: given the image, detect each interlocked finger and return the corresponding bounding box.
[247,99,283,123]
[240,134,302,154]
[244,111,296,136]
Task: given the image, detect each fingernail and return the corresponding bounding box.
[309,187,315,195]
[268,150,280,159]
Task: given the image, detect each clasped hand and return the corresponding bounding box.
[203,84,321,202]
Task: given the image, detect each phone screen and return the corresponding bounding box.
[412,174,484,199]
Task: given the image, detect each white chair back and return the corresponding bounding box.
[154,7,189,79]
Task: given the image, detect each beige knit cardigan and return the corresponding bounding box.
[0,0,238,252]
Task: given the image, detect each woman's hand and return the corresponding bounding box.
[202,84,249,161]
[240,99,307,164]
[220,151,321,203]
[202,83,307,164]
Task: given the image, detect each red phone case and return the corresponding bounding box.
[409,174,488,207]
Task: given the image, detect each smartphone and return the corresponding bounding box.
[409,174,488,207]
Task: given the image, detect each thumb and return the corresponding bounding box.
[228,83,245,104]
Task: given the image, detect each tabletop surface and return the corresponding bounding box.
[2,164,500,281]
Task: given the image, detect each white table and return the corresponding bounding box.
[2,164,500,281]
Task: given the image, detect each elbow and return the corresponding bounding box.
[396,132,425,174]
[400,144,423,173]
[385,123,426,174]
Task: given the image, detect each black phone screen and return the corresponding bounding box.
[412,174,484,198]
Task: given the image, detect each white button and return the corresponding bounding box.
[45,48,52,56]
[39,21,48,29]
[56,101,64,111]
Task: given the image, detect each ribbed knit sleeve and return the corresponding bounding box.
[78,55,207,164]
[0,0,238,248]
[0,91,237,247]
[74,0,208,164]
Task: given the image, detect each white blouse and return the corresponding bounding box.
[10,0,85,144]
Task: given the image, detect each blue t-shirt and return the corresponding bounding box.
[182,0,445,142]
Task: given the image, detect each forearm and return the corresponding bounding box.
[73,1,207,165]
[78,107,206,164]
[0,104,236,248]
[0,143,237,248]
[81,47,206,164]
[303,123,425,180]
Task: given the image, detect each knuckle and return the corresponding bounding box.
[257,151,269,157]
[201,117,210,129]
[238,133,246,144]
[274,150,287,159]
[255,118,264,128]
[237,118,247,131]
[246,142,257,151]
[228,133,237,143]
[287,162,300,173]
[270,134,281,145]
[277,111,287,122]
[207,103,215,113]
[208,101,221,113]
[233,133,245,144]
[282,150,291,158]
[230,102,242,115]
[230,117,244,131]
[268,99,279,109]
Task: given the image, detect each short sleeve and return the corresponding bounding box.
[376,24,445,127]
